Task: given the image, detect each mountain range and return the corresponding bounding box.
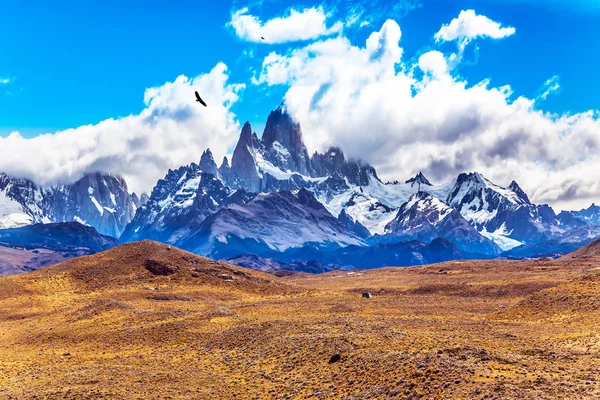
[0,171,140,237]
[2,105,600,272]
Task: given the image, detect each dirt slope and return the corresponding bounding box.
[562,237,600,259]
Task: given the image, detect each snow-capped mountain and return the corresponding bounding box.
[405,171,433,188]
[0,172,137,237]
[50,172,138,238]
[6,104,600,272]
[0,172,47,229]
[176,188,365,259]
[312,171,454,236]
[120,164,252,244]
[384,191,501,255]
[443,173,561,250]
[118,104,600,266]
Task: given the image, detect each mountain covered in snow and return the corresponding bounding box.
[558,204,600,228]
[383,192,501,255]
[4,104,600,271]
[176,188,365,260]
[120,164,253,244]
[115,104,600,266]
[0,172,138,238]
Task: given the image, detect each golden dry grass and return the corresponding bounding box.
[1,241,600,399]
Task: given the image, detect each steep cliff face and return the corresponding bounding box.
[231,122,262,192]
[261,106,312,176]
[50,172,138,238]
[199,149,218,177]
[311,147,380,186]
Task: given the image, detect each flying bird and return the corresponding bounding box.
[261,36,265,40]
[195,91,207,107]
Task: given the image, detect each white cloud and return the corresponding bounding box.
[537,75,561,101]
[228,6,342,44]
[435,9,516,44]
[0,78,11,84]
[254,19,600,211]
[0,63,244,195]
[418,50,449,80]
[435,10,515,65]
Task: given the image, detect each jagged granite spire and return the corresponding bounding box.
[311,147,380,186]
[261,106,312,176]
[231,122,261,192]
[199,148,218,177]
[405,172,432,188]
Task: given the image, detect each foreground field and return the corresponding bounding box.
[1,241,600,399]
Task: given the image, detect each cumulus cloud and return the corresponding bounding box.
[253,18,600,211]
[435,10,515,64]
[228,6,342,44]
[435,9,516,44]
[0,63,244,194]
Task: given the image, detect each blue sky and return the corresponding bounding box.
[1,0,600,210]
[0,0,598,136]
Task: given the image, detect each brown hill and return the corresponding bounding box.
[30,240,296,295]
[562,237,600,259]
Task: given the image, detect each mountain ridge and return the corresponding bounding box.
[3,105,600,271]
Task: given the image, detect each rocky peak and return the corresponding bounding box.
[231,122,261,192]
[455,172,486,186]
[508,180,531,205]
[140,193,150,206]
[220,156,230,170]
[217,156,237,188]
[311,147,347,176]
[261,106,312,176]
[237,122,255,148]
[199,148,218,177]
[405,172,432,188]
[311,147,379,186]
[262,106,300,149]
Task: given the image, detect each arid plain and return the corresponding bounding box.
[1,240,599,399]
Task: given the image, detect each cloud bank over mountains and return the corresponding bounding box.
[0,64,244,194]
[1,7,599,211]
[251,9,600,210]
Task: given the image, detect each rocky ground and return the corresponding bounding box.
[1,241,599,399]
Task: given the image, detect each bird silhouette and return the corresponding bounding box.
[261,36,265,40]
[195,91,207,107]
